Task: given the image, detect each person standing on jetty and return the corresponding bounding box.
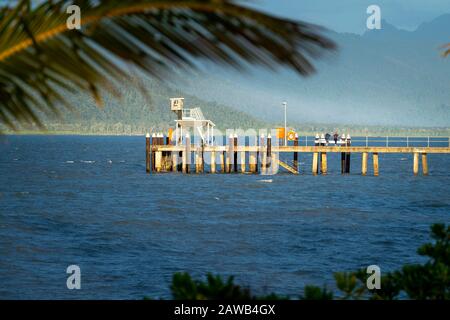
[333,132,339,145]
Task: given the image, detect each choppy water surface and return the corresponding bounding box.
[0,135,449,299]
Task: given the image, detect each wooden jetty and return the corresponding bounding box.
[146,133,450,176]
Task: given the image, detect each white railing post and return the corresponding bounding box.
[386,136,389,147]
[366,136,368,147]
[305,136,308,146]
[406,136,409,147]
[427,136,430,148]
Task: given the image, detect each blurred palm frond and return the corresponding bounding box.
[0,0,336,129]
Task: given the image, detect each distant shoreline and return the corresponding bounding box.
[3,129,450,137]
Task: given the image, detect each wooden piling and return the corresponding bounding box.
[151,133,156,171]
[261,134,266,174]
[241,137,246,173]
[195,148,201,174]
[320,152,327,175]
[183,134,190,173]
[172,151,178,172]
[422,153,428,176]
[341,152,346,174]
[373,152,379,176]
[234,134,238,173]
[413,152,419,176]
[249,136,257,173]
[227,134,233,173]
[361,152,368,176]
[345,136,352,174]
[267,134,272,174]
[220,152,225,173]
[345,153,351,173]
[211,150,216,173]
[146,133,150,173]
[293,134,299,171]
[312,152,319,175]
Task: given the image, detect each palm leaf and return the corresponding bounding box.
[443,43,450,57]
[0,0,336,129]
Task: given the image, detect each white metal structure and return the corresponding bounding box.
[170,98,215,146]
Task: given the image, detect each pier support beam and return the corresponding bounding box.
[293,134,299,171]
[320,152,327,175]
[195,149,201,173]
[234,134,238,173]
[267,134,272,174]
[183,134,190,174]
[341,152,346,174]
[241,139,246,173]
[422,153,428,176]
[220,152,225,173]
[413,152,419,176]
[312,152,319,175]
[210,151,216,173]
[373,152,379,176]
[361,152,368,176]
[260,134,266,174]
[146,133,150,173]
[172,152,178,172]
[249,151,257,173]
[227,134,233,173]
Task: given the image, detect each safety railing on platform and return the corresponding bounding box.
[297,136,450,148]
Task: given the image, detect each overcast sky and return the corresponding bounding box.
[246,0,450,34]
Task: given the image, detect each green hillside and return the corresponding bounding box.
[3,77,268,135]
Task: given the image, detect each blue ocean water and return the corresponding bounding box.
[0,135,449,299]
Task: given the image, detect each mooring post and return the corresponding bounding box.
[413,152,419,176]
[165,135,171,171]
[183,133,190,174]
[227,134,233,173]
[241,136,246,173]
[267,133,272,174]
[172,151,178,172]
[234,133,238,173]
[211,149,216,174]
[373,152,379,176]
[249,136,257,173]
[293,133,299,171]
[146,133,150,173]
[201,143,205,173]
[345,134,351,174]
[155,133,163,173]
[261,134,266,174]
[151,133,156,171]
[321,152,327,175]
[220,147,225,173]
[312,152,319,175]
[362,152,368,176]
[422,153,428,176]
[195,146,201,174]
[340,134,346,174]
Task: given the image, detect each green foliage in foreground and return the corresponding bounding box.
[151,223,449,300]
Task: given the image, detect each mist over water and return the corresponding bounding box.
[0,135,449,299]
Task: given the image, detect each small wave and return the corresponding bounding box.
[258,179,273,183]
[107,160,113,164]
[65,161,74,164]
[80,160,95,164]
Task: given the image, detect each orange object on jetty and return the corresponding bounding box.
[276,127,285,139]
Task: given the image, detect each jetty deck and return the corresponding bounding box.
[145,134,450,176]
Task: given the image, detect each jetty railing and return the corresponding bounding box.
[299,136,450,148]
[145,134,450,176]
